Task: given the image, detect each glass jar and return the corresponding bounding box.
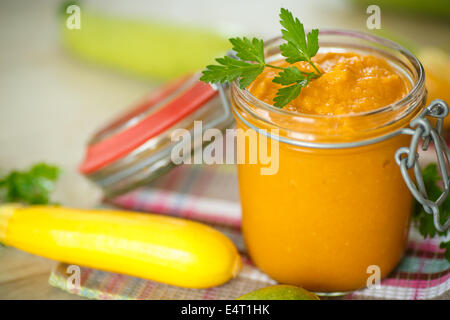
[79,75,234,197]
[230,30,449,293]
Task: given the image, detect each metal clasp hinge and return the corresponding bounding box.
[395,99,450,232]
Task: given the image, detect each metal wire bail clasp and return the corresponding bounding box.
[395,99,450,232]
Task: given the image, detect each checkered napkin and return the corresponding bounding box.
[49,163,450,300]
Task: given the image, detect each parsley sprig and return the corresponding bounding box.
[200,8,321,108]
[0,163,60,246]
[0,163,61,205]
[414,164,450,262]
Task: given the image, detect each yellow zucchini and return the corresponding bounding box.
[0,204,241,288]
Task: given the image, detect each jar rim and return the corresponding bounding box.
[232,29,425,121]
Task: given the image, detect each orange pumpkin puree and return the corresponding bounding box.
[248,52,408,115]
[235,52,414,292]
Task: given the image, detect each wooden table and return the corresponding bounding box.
[0,247,84,299]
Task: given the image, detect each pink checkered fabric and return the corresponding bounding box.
[49,162,449,300]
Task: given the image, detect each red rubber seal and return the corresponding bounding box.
[79,77,217,174]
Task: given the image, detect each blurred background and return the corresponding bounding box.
[0,0,449,208]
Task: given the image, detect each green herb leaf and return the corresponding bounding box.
[279,42,304,64]
[273,69,316,107]
[279,8,320,70]
[200,36,266,88]
[273,84,303,108]
[229,37,265,64]
[279,8,306,54]
[440,241,450,262]
[413,164,449,262]
[273,66,308,85]
[200,8,322,108]
[201,56,265,89]
[306,29,320,58]
[0,163,61,205]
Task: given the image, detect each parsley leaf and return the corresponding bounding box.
[229,37,265,64]
[306,29,320,58]
[273,66,310,85]
[273,84,303,108]
[440,241,450,261]
[413,164,449,261]
[200,37,267,89]
[279,8,306,52]
[279,8,321,74]
[273,67,315,108]
[201,56,265,89]
[0,163,61,205]
[200,8,322,108]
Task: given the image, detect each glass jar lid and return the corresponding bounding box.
[79,73,234,198]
